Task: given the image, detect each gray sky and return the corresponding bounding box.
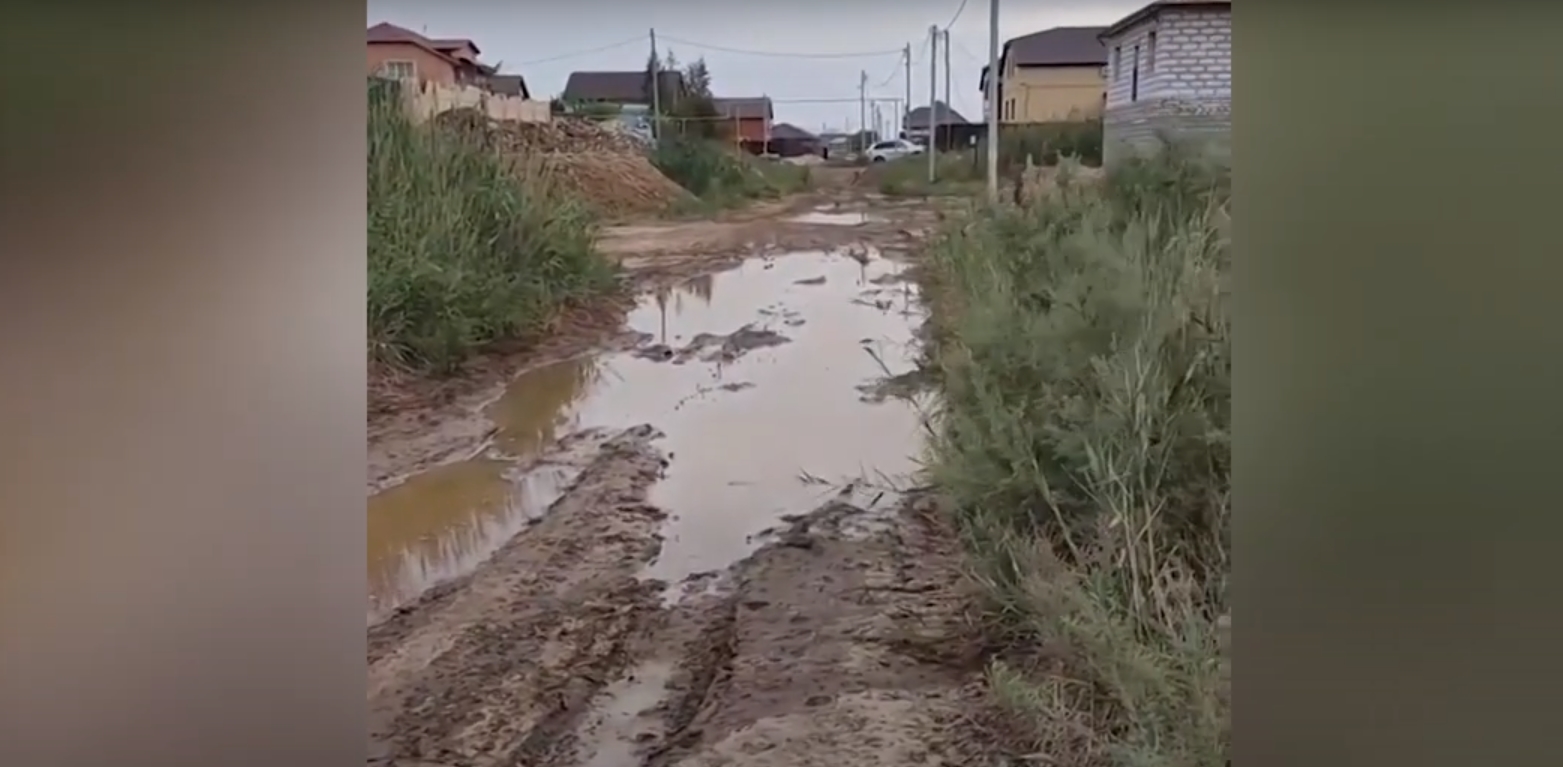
[366,0,1143,132]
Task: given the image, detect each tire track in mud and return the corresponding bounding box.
[367,425,672,767]
[560,497,986,767]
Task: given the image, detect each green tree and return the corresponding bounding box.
[669,56,721,140]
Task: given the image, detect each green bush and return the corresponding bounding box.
[874,151,983,196]
[651,135,810,205]
[976,120,1104,172]
[925,149,1230,767]
[367,79,617,373]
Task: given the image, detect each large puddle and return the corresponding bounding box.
[367,250,926,616]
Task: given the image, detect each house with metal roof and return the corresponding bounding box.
[978,26,1108,124]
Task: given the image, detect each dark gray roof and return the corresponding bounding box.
[1005,26,1108,67]
[904,101,969,129]
[1101,0,1231,41]
[487,74,530,99]
[769,123,817,140]
[562,70,685,103]
[713,97,773,120]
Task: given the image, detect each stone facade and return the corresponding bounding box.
[1101,4,1231,165]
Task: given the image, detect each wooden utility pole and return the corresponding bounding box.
[649,28,661,141]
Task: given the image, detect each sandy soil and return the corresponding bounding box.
[367,179,987,767]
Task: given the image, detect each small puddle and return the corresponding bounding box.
[367,461,573,618]
[788,210,872,226]
[367,250,926,614]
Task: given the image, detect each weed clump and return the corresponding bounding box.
[367,79,617,373]
[925,148,1230,767]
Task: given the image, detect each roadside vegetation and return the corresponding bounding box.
[876,120,1103,198]
[923,149,1231,766]
[654,135,811,211]
[367,79,618,374]
[638,52,813,210]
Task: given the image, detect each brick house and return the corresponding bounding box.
[1098,0,1232,165]
[367,23,497,87]
[712,97,774,145]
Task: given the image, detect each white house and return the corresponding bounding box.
[1099,0,1232,165]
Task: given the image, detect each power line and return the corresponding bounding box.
[515,35,648,66]
[944,0,972,30]
[656,35,903,59]
[876,51,903,88]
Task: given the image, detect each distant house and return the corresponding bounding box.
[765,123,821,157]
[561,70,687,110]
[712,97,774,145]
[979,26,1107,124]
[486,74,531,99]
[366,22,497,87]
[902,101,969,141]
[1099,0,1232,165]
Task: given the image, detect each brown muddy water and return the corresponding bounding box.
[366,250,927,618]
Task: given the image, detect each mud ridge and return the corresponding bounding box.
[642,595,740,767]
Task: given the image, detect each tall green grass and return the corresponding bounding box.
[651,135,810,208]
[367,79,617,373]
[924,150,1230,767]
[988,120,1105,170]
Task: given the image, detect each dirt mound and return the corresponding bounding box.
[433,110,692,217]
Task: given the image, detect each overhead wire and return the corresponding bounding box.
[656,35,904,59]
[514,34,648,66]
[943,0,972,30]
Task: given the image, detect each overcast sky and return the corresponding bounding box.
[366,0,1144,132]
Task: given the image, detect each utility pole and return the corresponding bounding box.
[902,44,912,138]
[649,28,661,141]
[928,24,939,183]
[985,0,1000,202]
[858,70,868,151]
[943,28,952,132]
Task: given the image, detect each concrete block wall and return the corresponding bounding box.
[1102,6,1231,165]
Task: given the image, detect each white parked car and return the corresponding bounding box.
[864,139,924,163]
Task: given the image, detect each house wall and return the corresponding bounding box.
[732,117,770,142]
[1003,65,1107,123]
[1102,7,1231,165]
[367,42,457,85]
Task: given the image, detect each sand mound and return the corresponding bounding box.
[434,110,692,217]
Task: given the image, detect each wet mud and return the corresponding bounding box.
[367,189,983,767]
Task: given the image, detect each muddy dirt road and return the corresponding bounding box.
[367,183,988,767]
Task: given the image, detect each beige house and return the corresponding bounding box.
[979,26,1108,124]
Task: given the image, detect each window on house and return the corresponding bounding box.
[1112,46,1122,80]
[1147,31,1157,72]
[379,60,415,80]
[1130,45,1140,102]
